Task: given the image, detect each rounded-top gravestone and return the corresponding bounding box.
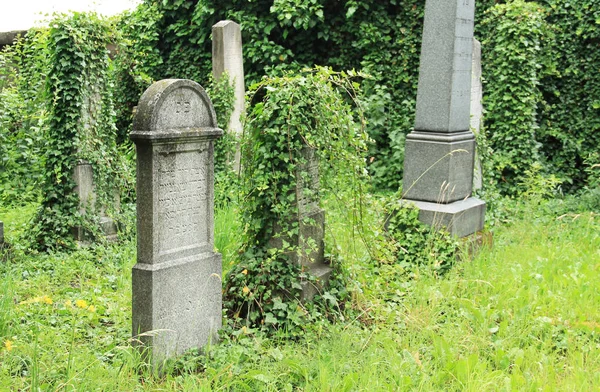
[131,79,223,369]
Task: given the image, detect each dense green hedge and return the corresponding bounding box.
[0,30,48,206]
[114,0,599,195]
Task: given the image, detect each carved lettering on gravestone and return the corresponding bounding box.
[157,149,209,255]
[296,148,320,217]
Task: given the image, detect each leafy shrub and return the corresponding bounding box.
[0,30,49,206]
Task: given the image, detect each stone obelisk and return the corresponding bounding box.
[402,0,485,237]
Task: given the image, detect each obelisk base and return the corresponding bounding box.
[402,197,486,238]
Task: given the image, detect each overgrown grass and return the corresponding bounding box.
[0,192,599,390]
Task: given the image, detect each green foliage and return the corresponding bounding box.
[2,196,600,389]
[28,13,124,251]
[381,200,459,277]
[120,0,600,197]
[224,68,369,333]
[205,72,239,208]
[479,1,552,196]
[118,0,428,190]
[536,0,600,191]
[112,2,163,143]
[0,30,49,206]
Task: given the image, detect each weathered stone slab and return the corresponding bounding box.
[267,148,330,300]
[402,198,486,238]
[402,131,475,203]
[131,79,223,368]
[470,38,483,190]
[212,20,245,137]
[72,161,117,241]
[414,0,476,133]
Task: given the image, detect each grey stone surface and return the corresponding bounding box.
[0,31,26,49]
[414,0,475,133]
[72,161,118,241]
[402,198,486,238]
[131,79,223,367]
[212,21,245,137]
[402,131,475,203]
[402,0,485,237]
[268,148,330,300]
[470,39,483,190]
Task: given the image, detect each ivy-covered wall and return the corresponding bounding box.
[114,0,600,195]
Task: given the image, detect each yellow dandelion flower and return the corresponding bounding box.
[242,286,250,295]
[242,269,248,275]
[75,299,88,309]
[4,340,13,351]
[87,305,96,313]
[65,300,72,308]
[41,296,53,305]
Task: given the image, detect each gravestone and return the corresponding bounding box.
[212,20,245,171]
[268,148,330,300]
[212,20,245,137]
[130,79,223,367]
[470,38,483,191]
[73,161,118,241]
[402,0,485,237]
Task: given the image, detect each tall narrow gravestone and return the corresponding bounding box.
[212,20,245,137]
[130,79,223,366]
[470,39,483,191]
[402,0,485,237]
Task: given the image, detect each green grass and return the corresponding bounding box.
[0,195,599,390]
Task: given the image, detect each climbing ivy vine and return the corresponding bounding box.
[28,13,124,251]
[223,68,369,333]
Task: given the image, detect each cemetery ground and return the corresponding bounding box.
[0,190,599,391]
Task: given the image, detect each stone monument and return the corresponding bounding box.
[402,0,485,237]
[470,38,483,191]
[72,161,118,241]
[212,20,245,138]
[130,79,223,367]
[268,148,330,300]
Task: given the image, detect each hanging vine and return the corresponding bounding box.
[223,67,370,333]
[28,13,123,251]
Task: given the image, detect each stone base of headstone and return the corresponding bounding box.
[402,131,476,203]
[297,209,331,300]
[132,252,222,367]
[269,208,331,301]
[402,197,486,238]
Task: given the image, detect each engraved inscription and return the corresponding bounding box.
[176,101,191,114]
[296,148,320,217]
[158,149,209,253]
